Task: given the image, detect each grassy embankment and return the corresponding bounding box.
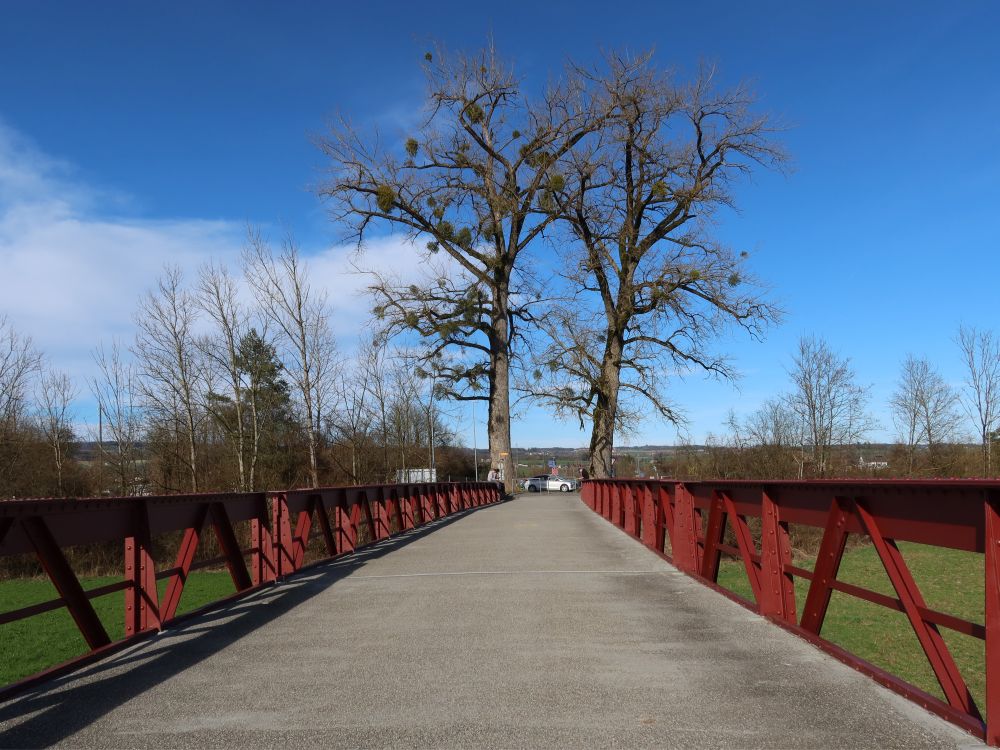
[716,542,985,711]
[0,572,234,686]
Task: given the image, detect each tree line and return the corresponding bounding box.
[644,328,1000,481]
[0,233,473,500]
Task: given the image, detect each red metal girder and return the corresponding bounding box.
[700,493,727,582]
[698,479,986,552]
[759,488,796,623]
[0,595,67,625]
[270,492,295,577]
[791,558,985,639]
[290,501,315,570]
[312,496,336,556]
[357,488,375,542]
[161,505,208,622]
[623,485,638,536]
[372,487,390,540]
[641,483,657,548]
[611,484,623,527]
[401,486,416,530]
[987,492,1000,744]
[418,485,429,521]
[351,495,367,545]
[721,492,763,604]
[21,516,111,650]
[251,495,276,586]
[800,496,851,635]
[209,502,252,592]
[672,484,700,574]
[658,484,675,555]
[387,488,403,534]
[124,499,159,637]
[855,500,980,720]
[336,499,356,553]
[426,485,435,517]
[426,486,437,518]
[0,580,130,629]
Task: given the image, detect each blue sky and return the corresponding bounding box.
[1,1,999,449]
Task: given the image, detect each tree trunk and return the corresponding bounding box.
[488,303,514,494]
[589,335,623,478]
[186,408,198,493]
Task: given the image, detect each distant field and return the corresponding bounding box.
[0,572,234,687]
[716,542,985,711]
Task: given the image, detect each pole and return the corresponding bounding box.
[98,403,104,495]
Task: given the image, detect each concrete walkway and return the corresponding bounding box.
[0,494,983,748]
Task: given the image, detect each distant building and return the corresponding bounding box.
[396,468,437,483]
[857,455,889,471]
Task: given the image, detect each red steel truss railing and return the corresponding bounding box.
[0,481,500,697]
[581,478,1000,744]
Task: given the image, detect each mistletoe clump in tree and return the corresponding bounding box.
[531,54,784,477]
[317,44,602,489]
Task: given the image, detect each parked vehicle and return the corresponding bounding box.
[521,475,547,490]
[524,475,577,493]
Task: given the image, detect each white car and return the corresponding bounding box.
[524,475,578,493]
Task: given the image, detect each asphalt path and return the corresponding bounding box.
[0,493,984,748]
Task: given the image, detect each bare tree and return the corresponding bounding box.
[957,325,1000,476]
[890,354,962,475]
[244,228,336,488]
[361,334,394,481]
[388,362,421,476]
[786,336,876,477]
[534,55,782,477]
[35,368,77,496]
[133,265,204,492]
[330,352,374,483]
[890,356,923,475]
[0,316,42,492]
[722,400,802,479]
[196,262,255,491]
[741,398,801,449]
[318,43,602,491]
[90,340,143,495]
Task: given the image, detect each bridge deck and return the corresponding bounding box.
[0,495,981,748]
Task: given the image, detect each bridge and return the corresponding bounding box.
[0,480,994,747]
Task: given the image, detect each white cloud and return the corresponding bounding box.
[309,233,441,339]
[0,128,244,377]
[0,120,433,413]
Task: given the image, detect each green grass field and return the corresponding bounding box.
[716,542,985,711]
[0,572,235,686]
